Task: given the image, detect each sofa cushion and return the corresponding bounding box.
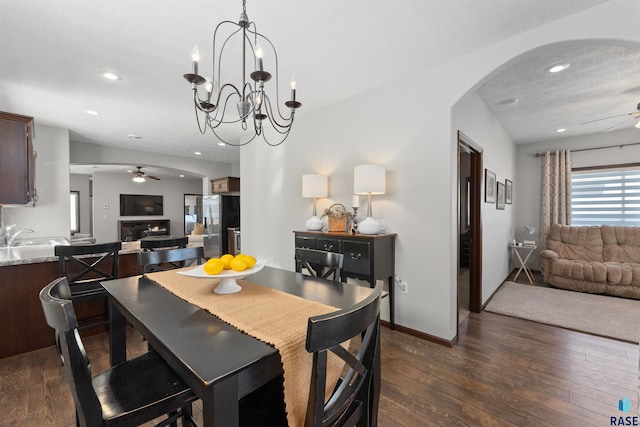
[601,225,640,263]
[605,261,640,286]
[545,224,604,262]
[550,258,607,283]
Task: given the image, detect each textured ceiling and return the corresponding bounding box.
[477,43,640,144]
[0,0,613,171]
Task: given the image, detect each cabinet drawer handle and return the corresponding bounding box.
[350,252,361,260]
[323,244,334,251]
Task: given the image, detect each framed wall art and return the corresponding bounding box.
[496,181,505,210]
[505,179,512,204]
[485,169,496,203]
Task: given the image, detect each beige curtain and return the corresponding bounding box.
[541,149,572,249]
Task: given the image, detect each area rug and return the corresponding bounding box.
[485,281,640,343]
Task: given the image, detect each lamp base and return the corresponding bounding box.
[305,216,324,231]
[358,217,381,235]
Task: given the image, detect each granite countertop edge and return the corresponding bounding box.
[0,247,143,267]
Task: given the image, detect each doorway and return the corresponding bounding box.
[457,132,483,330]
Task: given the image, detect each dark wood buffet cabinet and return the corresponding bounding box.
[293,230,397,328]
[0,111,36,205]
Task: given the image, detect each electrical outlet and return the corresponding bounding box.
[399,280,408,294]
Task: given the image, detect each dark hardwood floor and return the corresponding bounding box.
[1,307,637,426]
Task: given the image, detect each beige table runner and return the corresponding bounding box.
[146,269,340,427]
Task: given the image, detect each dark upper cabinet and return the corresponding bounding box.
[0,112,36,205]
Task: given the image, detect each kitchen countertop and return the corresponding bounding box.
[0,239,205,267]
[0,241,144,267]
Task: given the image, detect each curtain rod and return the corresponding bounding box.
[534,141,640,157]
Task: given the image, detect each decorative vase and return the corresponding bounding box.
[358,217,380,235]
[305,216,324,231]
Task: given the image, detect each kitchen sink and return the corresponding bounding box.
[7,236,70,247]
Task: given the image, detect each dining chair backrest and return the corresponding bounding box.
[39,277,197,427]
[55,241,121,303]
[138,246,205,273]
[140,236,189,251]
[40,277,105,424]
[295,248,344,282]
[304,282,382,427]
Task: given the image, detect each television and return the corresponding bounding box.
[120,194,164,216]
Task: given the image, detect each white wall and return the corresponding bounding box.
[92,172,202,243]
[452,91,516,305]
[241,0,640,342]
[2,124,71,240]
[70,140,236,178]
[516,127,640,269]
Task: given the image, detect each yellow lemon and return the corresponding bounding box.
[203,258,224,275]
[240,254,256,268]
[220,254,235,270]
[230,257,248,271]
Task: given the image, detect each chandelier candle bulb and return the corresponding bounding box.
[255,45,264,71]
[191,45,200,75]
[291,77,296,101]
[352,195,360,208]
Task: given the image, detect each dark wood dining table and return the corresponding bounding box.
[102,266,376,427]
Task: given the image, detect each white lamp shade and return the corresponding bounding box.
[354,165,385,195]
[302,174,328,198]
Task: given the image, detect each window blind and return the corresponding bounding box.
[571,168,640,226]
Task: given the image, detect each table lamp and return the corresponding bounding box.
[302,174,328,231]
[354,164,385,235]
[517,225,536,245]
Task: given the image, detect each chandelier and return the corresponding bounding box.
[183,0,301,147]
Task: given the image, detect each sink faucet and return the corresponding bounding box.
[4,225,35,246]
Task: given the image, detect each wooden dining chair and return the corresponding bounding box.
[295,248,344,282]
[140,236,189,251]
[39,277,197,427]
[55,241,121,331]
[304,282,382,427]
[138,246,205,273]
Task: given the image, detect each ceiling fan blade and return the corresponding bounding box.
[603,116,636,133]
[581,112,637,125]
[147,175,161,180]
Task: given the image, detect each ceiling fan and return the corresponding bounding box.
[130,166,160,182]
[581,102,640,133]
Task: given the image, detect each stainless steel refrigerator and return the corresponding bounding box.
[201,194,240,258]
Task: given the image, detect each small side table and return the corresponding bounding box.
[510,244,537,284]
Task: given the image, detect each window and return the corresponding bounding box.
[70,191,80,233]
[571,166,640,226]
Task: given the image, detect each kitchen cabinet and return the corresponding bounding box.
[0,252,143,359]
[211,176,240,193]
[0,112,36,205]
[293,230,397,328]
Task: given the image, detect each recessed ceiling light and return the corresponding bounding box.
[194,151,202,155]
[545,62,571,73]
[218,142,226,146]
[99,71,122,81]
[497,98,520,107]
[128,134,142,140]
[85,110,99,116]
[556,128,567,133]
[179,174,185,178]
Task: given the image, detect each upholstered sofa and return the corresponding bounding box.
[541,224,640,299]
